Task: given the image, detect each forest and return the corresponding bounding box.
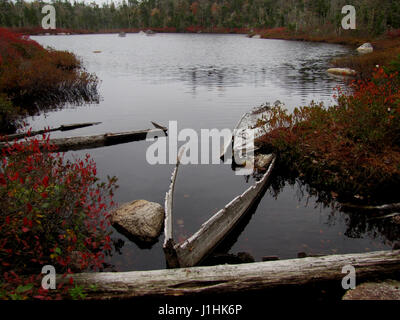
[0,0,400,35]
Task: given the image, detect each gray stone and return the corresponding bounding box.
[111,200,165,243]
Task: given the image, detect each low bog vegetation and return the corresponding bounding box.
[0,28,98,132]
[258,57,400,204]
[0,133,118,299]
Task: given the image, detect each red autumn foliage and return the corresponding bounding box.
[0,28,98,132]
[258,64,400,202]
[0,132,118,299]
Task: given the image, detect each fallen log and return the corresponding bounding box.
[0,122,168,153]
[59,250,400,299]
[4,122,102,140]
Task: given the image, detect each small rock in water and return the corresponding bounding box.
[111,200,165,243]
[357,42,374,54]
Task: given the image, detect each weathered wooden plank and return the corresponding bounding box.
[173,155,275,267]
[163,147,185,268]
[60,250,400,299]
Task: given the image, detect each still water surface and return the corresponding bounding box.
[29,33,393,271]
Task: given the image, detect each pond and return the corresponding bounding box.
[29,33,394,271]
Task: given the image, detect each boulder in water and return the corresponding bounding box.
[357,43,373,54]
[111,200,165,243]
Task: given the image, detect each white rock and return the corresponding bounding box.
[327,68,357,76]
[111,200,165,243]
[357,43,373,54]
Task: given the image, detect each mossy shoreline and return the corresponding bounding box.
[0,28,99,133]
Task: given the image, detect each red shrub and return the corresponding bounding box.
[0,132,118,299]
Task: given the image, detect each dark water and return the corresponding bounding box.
[28,33,393,271]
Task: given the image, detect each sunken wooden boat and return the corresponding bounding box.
[220,104,272,161]
[0,121,168,153]
[163,106,276,268]
[163,153,275,268]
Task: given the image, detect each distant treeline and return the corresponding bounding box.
[1,0,400,35]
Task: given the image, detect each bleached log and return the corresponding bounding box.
[163,147,185,268]
[59,250,400,299]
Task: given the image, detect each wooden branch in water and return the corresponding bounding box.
[341,202,400,212]
[59,250,400,299]
[163,147,185,268]
[0,122,168,153]
[4,122,102,140]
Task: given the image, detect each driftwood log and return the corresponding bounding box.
[0,122,167,153]
[59,250,400,299]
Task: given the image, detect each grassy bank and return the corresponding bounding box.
[257,27,400,79]
[0,28,98,133]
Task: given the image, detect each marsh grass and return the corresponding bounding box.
[257,61,400,204]
[0,28,99,132]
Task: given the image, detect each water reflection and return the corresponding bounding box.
[268,169,398,252]
[27,34,382,272]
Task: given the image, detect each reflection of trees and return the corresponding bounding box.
[24,89,100,118]
[170,64,272,95]
[269,163,400,246]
